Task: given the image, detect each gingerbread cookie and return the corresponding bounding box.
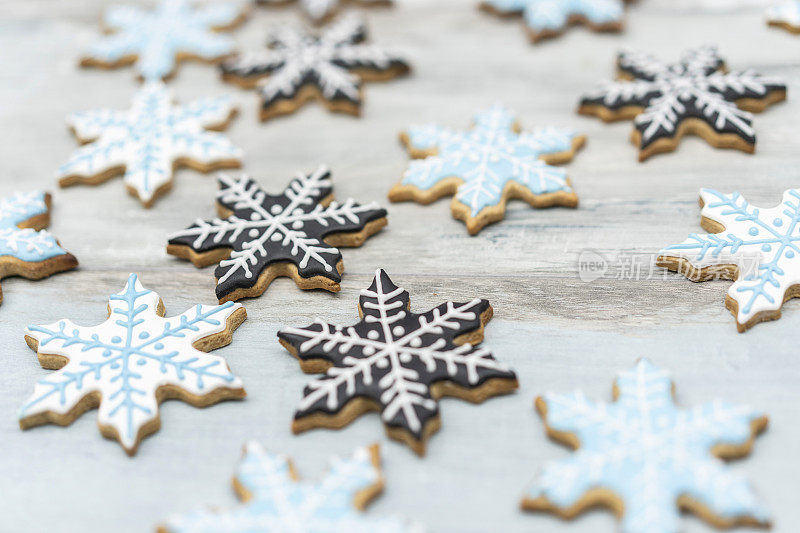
[480,0,630,43]
[767,1,800,33]
[19,273,246,455]
[523,359,770,532]
[81,0,246,81]
[258,0,391,25]
[168,167,387,302]
[278,269,518,455]
[220,16,409,121]
[658,188,800,332]
[57,82,243,208]
[160,443,414,532]
[0,191,78,307]
[579,46,786,161]
[389,104,584,235]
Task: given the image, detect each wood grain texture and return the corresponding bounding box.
[0,0,798,531]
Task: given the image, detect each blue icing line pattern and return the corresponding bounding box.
[162,442,416,532]
[524,359,769,533]
[0,191,69,263]
[393,104,582,234]
[19,273,246,455]
[659,188,800,332]
[83,0,243,81]
[57,82,243,208]
[482,0,624,40]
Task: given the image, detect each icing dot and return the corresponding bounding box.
[111,362,120,370]
[400,353,412,363]
[249,229,259,238]
[111,336,122,344]
[139,332,149,339]
[363,346,375,356]
[293,209,304,216]
[270,205,281,215]
[774,218,783,227]
[292,221,304,229]
[392,326,405,337]
[155,343,164,350]
[377,358,388,368]
[271,233,282,241]
[137,359,146,366]
[103,349,112,357]
[749,227,758,236]
[367,330,379,340]
[338,345,348,354]
[787,250,795,258]
[251,213,262,221]
[762,244,772,252]
[410,338,422,347]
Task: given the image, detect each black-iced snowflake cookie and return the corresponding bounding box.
[219,15,410,121]
[167,167,387,303]
[579,46,786,161]
[278,269,519,455]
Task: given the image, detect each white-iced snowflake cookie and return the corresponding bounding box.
[767,1,800,33]
[19,274,246,455]
[57,82,243,208]
[658,188,800,332]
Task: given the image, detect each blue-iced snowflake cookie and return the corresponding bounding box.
[19,273,246,455]
[0,191,77,307]
[389,104,585,235]
[523,359,769,533]
[658,188,800,332]
[160,442,416,532]
[480,0,629,43]
[57,82,243,208]
[81,0,246,81]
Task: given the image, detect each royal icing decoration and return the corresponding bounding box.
[0,191,77,306]
[220,16,409,121]
[278,269,518,455]
[168,167,387,302]
[579,46,787,161]
[19,273,246,455]
[57,82,243,208]
[390,104,583,235]
[259,0,390,23]
[81,0,243,81]
[658,188,800,332]
[767,1,800,32]
[524,359,769,533]
[481,0,626,42]
[162,443,413,532]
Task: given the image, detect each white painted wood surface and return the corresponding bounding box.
[1,0,798,531]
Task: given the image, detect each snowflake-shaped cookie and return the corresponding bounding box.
[767,1,800,33]
[161,443,414,532]
[579,46,787,161]
[389,104,585,235]
[81,0,245,81]
[278,269,518,455]
[258,0,391,24]
[220,16,409,121]
[19,273,246,455]
[57,82,243,208]
[658,188,800,332]
[168,167,387,302]
[0,191,78,306]
[523,359,769,533]
[480,0,628,43]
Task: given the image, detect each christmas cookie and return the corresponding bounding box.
[278,269,518,455]
[168,167,387,302]
[0,191,78,306]
[767,1,800,33]
[389,104,584,235]
[480,0,630,43]
[658,188,800,332]
[220,16,410,121]
[579,46,786,161]
[523,359,770,532]
[81,0,246,82]
[160,443,413,532]
[57,82,243,208]
[19,273,246,455]
[258,0,391,25]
